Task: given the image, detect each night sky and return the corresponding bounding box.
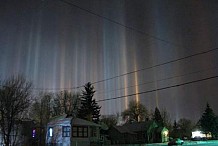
[1,0,218,122]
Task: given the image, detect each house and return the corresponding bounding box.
[46,114,102,146]
[153,127,169,143]
[192,130,212,140]
[108,125,137,144]
[108,121,169,144]
[0,119,35,146]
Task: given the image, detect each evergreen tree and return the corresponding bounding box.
[153,107,164,127]
[173,120,179,130]
[78,82,101,123]
[199,103,218,137]
[170,120,180,138]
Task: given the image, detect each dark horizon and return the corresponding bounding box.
[0,0,218,122]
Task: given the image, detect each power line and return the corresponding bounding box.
[95,66,218,96]
[23,47,218,91]
[96,74,218,102]
[26,0,216,92]
[0,65,217,95]
[32,0,218,91]
[92,48,218,85]
[57,0,186,48]
[31,86,82,91]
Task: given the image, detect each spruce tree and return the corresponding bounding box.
[78,82,101,123]
[153,107,164,127]
[199,103,218,137]
[171,120,180,138]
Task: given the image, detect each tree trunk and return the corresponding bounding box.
[5,136,10,146]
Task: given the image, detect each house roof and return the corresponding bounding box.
[113,121,158,134]
[48,114,72,125]
[47,114,101,127]
[155,126,168,133]
[72,118,101,127]
[123,121,156,132]
[114,125,135,134]
[49,114,69,121]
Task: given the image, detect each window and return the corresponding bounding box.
[62,126,70,137]
[48,127,53,137]
[32,129,36,138]
[91,127,97,137]
[83,127,88,137]
[72,126,88,137]
[72,127,77,137]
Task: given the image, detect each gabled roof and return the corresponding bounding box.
[112,120,158,134]
[49,114,69,121]
[48,114,72,125]
[155,126,168,133]
[72,118,101,127]
[123,121,156,132]
[113,125,135,134]
[47,114,101,127]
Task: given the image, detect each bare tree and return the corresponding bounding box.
[178,118,194,139]
[52,90,81,117]
[161,108,172,129]
[122,100,148,123]
[0,76,32,146]
[31,92,53,126]
[30,92,53,145]
[100,115,118,128]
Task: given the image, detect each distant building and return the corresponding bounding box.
[0,119,35,146]
[46,114,102,146]
[153,127,169,143]
[108,121,169,144]
[192,130,212,139]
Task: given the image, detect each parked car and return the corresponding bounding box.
[168,138,184,145]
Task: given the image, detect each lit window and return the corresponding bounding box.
[32,129,36,138]
[62,126,70,137]
[49,127,53,137]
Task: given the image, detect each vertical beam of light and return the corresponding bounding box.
[121,36,128,110]
[60,44,66,90]
[25,16,35,89]
[102,22,128,114]
[59,33,66,90]
[153,68,159,108]
[77,17,88,87]
[74,45,79,88]
[58,15,68,91]
[102,21,111,115]
[96,9,128,116]
[123,74,129,109]
[14,31,23,75]
[150,1,161,109]
[130,37,140,104]
[120,4,129,111]
[150,47,159,108]
[52,39,59,91]
[133,59,139,103]
[32,9,42,88]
